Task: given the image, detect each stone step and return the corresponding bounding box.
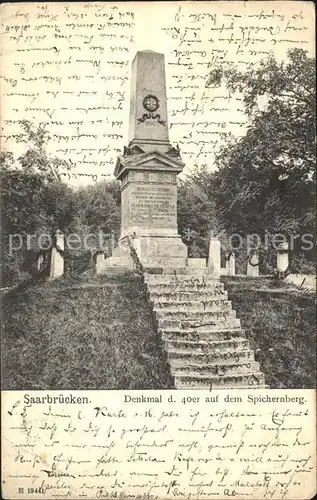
[170,360,261,377]
[154,309,236,321]
[162,268,208,276]
[158,317,241,330]
[96,265,130,276]
[164,337,250,354]
[167,347,255,364]
[174,371,266,389]
[144,275,221,286]
[152,300,232,312]
[143,271,267,390]
[147,285,225,296]
[162,328,246,343]
[143,258,188,270]
[149,290,228,301]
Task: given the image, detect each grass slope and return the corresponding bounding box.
[2,274,315,390]
[222,277,316,389]
[2,273,173,390]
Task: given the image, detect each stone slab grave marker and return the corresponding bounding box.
[97,50,187,273]
[247,250,259,277]
[276,241,289,274]
[226,251,236,276]
[49,229,64,280]
[94,251,105,269]
[208,233,221,276]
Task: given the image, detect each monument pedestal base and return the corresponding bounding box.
[96,233,189,275]
[131,234,187,269]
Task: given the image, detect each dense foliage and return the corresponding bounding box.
[213,48,315,238]
[181,48,316,271]
[0,123,75,284]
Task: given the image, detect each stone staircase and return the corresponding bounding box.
[144,269,267,389]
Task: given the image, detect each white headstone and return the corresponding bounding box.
[49,230,64,280]
[247,251,259,277]
[95,252,105,269]
[208,237,221,276]
[226,252,236,276]
[276,241,289,273]
[37,253,44,272]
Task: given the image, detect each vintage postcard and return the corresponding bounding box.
[1,1,316,499]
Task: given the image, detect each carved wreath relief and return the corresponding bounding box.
[137,94,166,126]
[143,94,160,112]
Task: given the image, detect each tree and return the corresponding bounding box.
[60,180,121,272]
[17,120,71,182]
[74,180,121,237]
[208,48,315,268]
[177,166,219,257]
[0,121,74,285]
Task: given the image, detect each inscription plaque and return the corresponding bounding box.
[128,184,176,229]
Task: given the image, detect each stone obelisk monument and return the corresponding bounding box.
[98,50,188,272]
